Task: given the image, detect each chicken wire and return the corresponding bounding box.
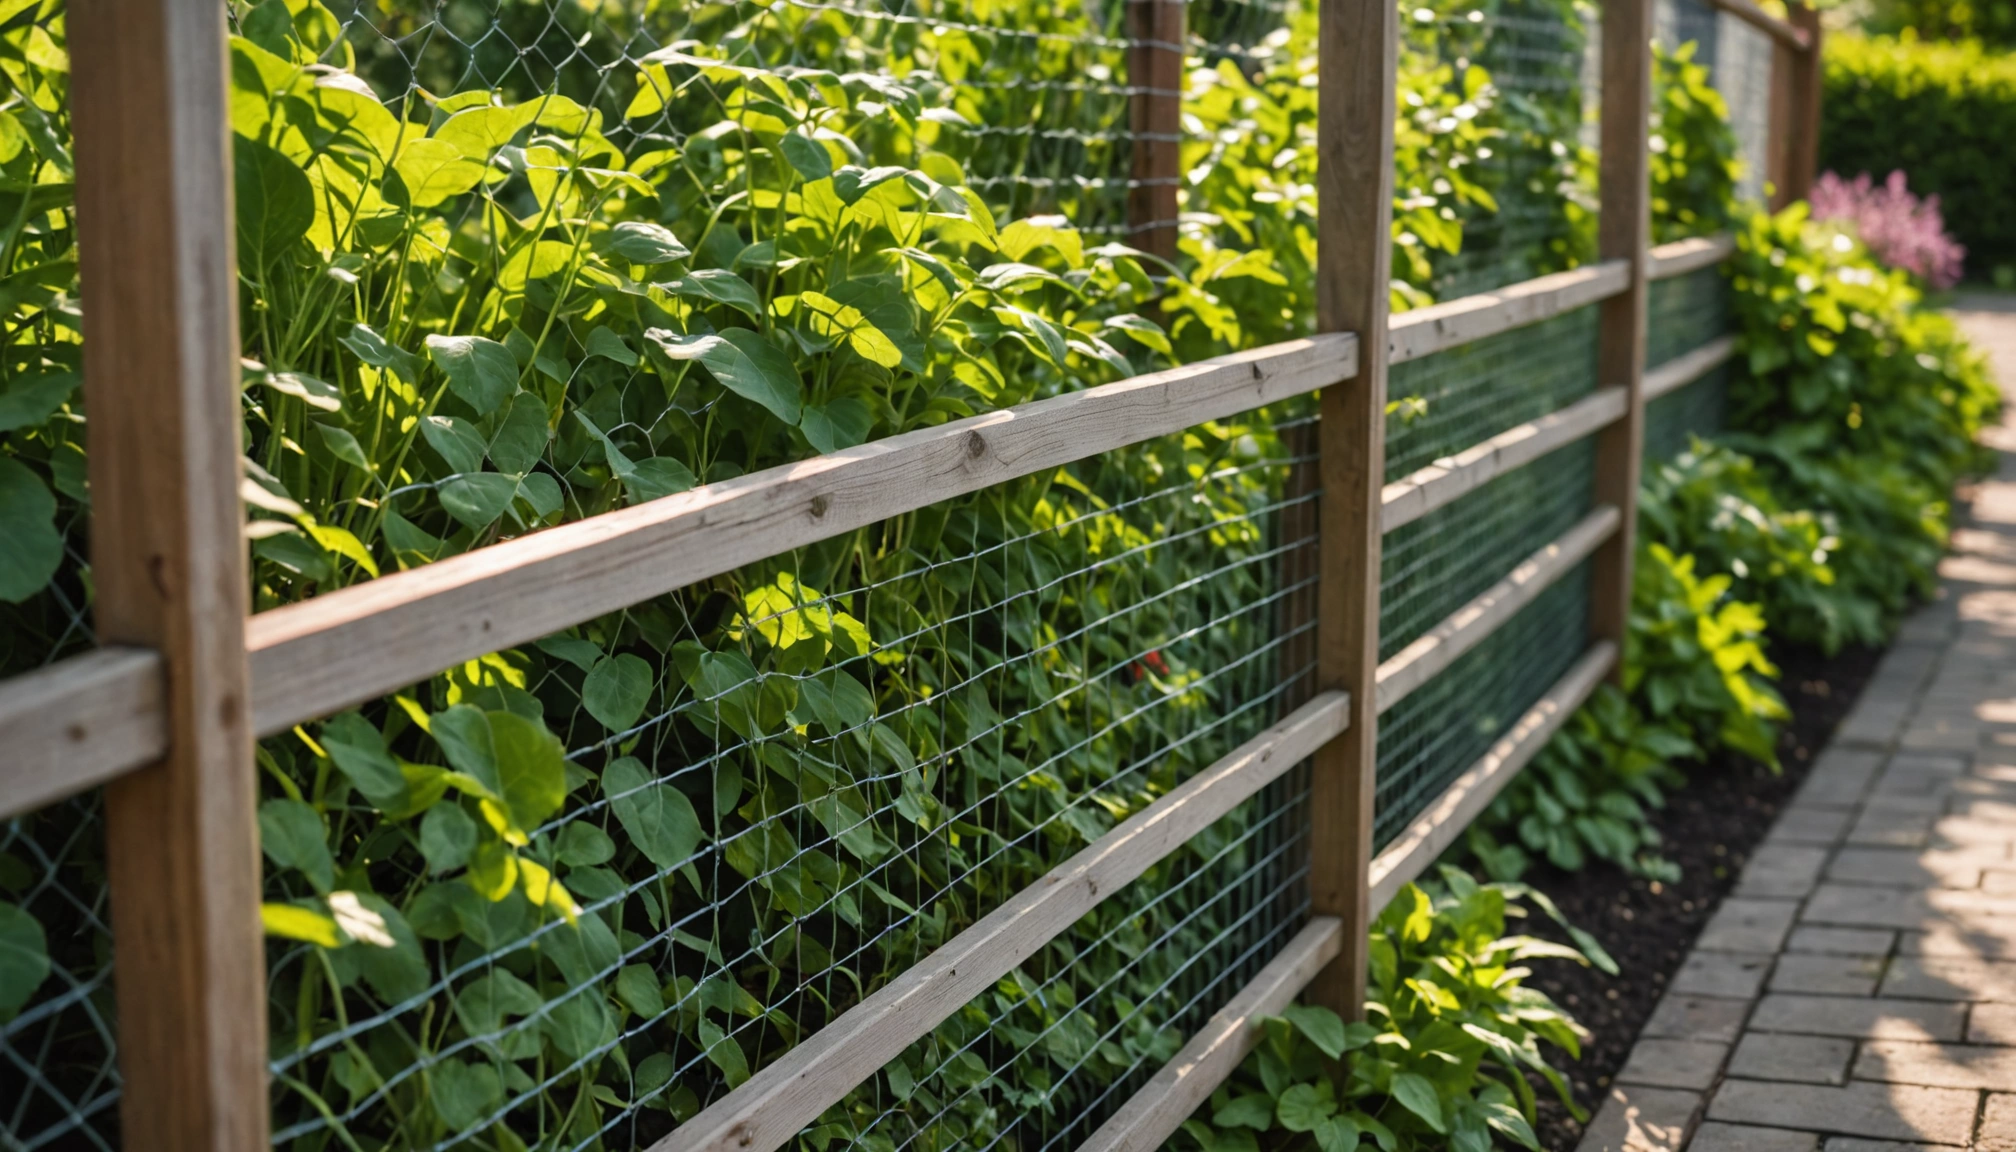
[1645,262,1733,463]
[257,401,1316,1150]
[0,0,1769,1143]
[1411,0,1596,299]
[1373,305,1600,842]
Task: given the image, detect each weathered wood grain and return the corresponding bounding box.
[1590,0,1654,678]
[1309,0,1399,1021]
[247,334,1358,735]
[1380,387,1627,533]
[69,0,269,1141]
[0,650,165,820]
[1387,261,1629,365]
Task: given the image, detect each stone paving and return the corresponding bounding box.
[1573,296,2016,1151]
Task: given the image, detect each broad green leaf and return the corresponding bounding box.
[1276,1083,1337,1133]
[331,892,430,1002]
[585,326,638,366]
[434,104,530,156]
[698,1019,750,1086]
[420,802,478,873]
[393,136,487,208]
[340,323,421,383]
[1102,313,1172,355]
[600,220,690,264]
[0,371,77,431]
[320,712,407,800]
[415,411,481,476]
[431,1058,504,1132]
[780,130,833,179]
[604,756,705,870]
[1315,1116,1362,1152]
[454,968,542,1034]
[0,457,60,604]
[831,164,907,205]
[1282,1004,1352,1059]
[432,705,501,795]
[426,334,518,415]
[557,823,616,867]
[1212,1093,1275,1131]
[489,711,567,836]
[583,653,653,731]
[800,290,902,368]
[234,135,313,268]
[644,328,802,424]
[0,902,50,1022]
[614,963,664,1017]
[800,398,872,454]
[486,394,549,474]
[659,268,762,317]
[315,422,370,470]
[439,472,519,528]
[259,798,334,893]
[261,903,341,948]
[263,369,341,412]
[624,457,697,502]
[544,993,612,1060]
[1390,1072,1446,1133]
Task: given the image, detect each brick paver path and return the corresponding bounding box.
[1574,295,2016,1152]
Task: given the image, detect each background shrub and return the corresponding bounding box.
[1821,33,2016,278]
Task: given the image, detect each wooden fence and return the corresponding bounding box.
[0,0,1823,1146]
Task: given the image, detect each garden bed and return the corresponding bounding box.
[1523,638,1884,1150]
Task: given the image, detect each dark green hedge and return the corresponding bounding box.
[1822,33,2016,276]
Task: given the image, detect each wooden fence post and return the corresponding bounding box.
[1785,4,1822,204]
[1127,0,1184,262]
[1766,33,1793,209]
[1307,0,1398,1019]
[69,0,268,1147]
[1590,0,1653,669]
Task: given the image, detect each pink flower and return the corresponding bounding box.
[1809,170,1967,290]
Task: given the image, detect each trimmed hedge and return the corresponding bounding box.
[1822,33,2016,277]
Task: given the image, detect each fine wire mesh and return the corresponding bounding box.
[1374,306,1600,844]
[1373,565,1591,849]
[1412,0,1596,299]
[259,404,1317,1150]
[1645,262,1733,463]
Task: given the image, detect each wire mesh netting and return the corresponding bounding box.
[0,0,1763,1142]
[1404,0,1596,300]
[1373,306,1600,844]
[1645,263,1733,463]
[254,406,1315,1149]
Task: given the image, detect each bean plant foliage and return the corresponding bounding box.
[0,0,1999,1145]
[1174,870,1614,1152]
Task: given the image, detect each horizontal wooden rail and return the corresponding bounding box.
[1374,507,1620,714]
[0,648,165,820]
[1387,260,1629,365]
[247,335,1358,736]
[1368,640,1616,910]
[648,691,1351,1152]
[1645,334,1738,402]
[1705,0,1810,50]
[1648,233,1737,281]
[1381,387,1627,532]
[1073,917,1346,1152]
[1074,643,1615,1152]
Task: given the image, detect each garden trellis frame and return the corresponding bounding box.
[0,0,1822,1147]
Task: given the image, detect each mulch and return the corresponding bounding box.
[1519,639,1884,1150]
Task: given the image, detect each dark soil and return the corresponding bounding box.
[1523,640,1885,1151]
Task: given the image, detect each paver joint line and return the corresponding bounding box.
[1635,299,2016,1151]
